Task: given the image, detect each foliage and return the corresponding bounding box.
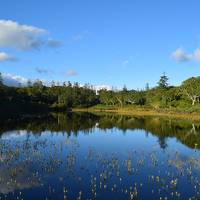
[1,72,200,112]
[0,78,98,111]
[181,77,200,105]
[157,73,169,89]
[0,72,3,86]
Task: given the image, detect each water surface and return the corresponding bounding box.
[0,113,200,199]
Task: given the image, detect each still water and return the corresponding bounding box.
[0,112,200,199]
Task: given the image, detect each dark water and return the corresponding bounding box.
[1,112,200,200]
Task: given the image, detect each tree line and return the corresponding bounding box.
[1,72,200,112]
[0,72,98,112]
[99,73,200,109]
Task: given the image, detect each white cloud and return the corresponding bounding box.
[171,47,200,62]
[1,73,115,92]
[66,69,77,76]
[1,73,48,87]
[93,85,114,94]
[0,20,46,50]
[93,85,112,91]
[0,20,61,51]
[194,48,200,61]
[0,52,17,62]
[171,48,192,62]
[2,73,28,86]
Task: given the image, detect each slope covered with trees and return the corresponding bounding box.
[0,72,98,113]
[1,72,200,114]
[98,74,200,111]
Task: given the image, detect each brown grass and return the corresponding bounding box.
[73,107,200,121]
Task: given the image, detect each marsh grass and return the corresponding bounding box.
[73,105,200,121]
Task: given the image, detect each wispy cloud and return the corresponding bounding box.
[122,59,130,66]
[72,30,90,42]
[66,69,77,76]
[171,48,192,62]
[0,20,61,51]
[122,56,134,67]
[194,48,200,61]
[0,52,17,62]
[47,39,62,48]
[35,67,50,74]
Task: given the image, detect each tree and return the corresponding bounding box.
[27,79,32,87]
[63,82,67,87]
[122,85,127,92]
[164,87,181,107]
[157,73,169,89]
[115,94,123,107]
[181,77,200,105]
[33,79,43,88]
[145,83,150,91]
[51,81,55,87]
[67,81,72,87]
[99,89,116,106]
[0,72,3,86]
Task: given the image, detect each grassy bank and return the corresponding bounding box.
[73,105,200,121]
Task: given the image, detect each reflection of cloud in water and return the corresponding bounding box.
[1,130,28,140]
[0,163,40,194]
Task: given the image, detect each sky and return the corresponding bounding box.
[0,0,200,89]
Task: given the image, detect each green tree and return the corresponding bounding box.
[157,73,169,89]
[33,79,43,88]
[51,81,55,87]
[0,72,3,86]
[99,89,115,105]
[122,85,127,92]
[181,77,200,105]
[27,79,32,87]
[145,83,150,91]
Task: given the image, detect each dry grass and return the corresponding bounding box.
[73,107,200,121]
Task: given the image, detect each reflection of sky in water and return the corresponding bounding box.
[0,123,200,199]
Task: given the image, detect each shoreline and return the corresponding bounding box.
[73,107,200,121]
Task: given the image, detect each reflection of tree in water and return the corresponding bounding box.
[157,136,168,149]
[97,114,200,149]
[1,114,200,199]
[0,112,99,136]
[1,112,200,149]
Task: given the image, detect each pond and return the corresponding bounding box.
[0,112,200,199]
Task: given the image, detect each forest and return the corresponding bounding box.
[1,72,200,113]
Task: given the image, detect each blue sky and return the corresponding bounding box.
[0,0,200,89]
